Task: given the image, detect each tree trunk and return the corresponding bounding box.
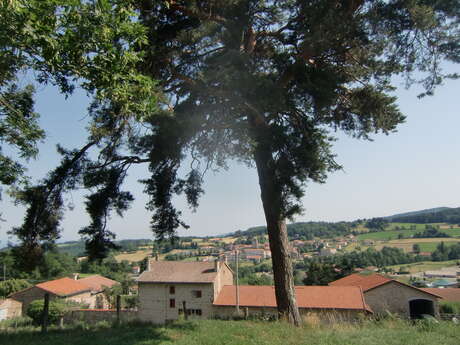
[253,138,302,326]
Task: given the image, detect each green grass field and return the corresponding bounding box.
[370,238,460,253]
[1,319,459,345]
[417,241,459,252]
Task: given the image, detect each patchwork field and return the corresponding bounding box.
[357,227,460,241]
[114,249,151,263]
[374,238,460,253]
[387,260,459,274]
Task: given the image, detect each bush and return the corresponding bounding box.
[26,299,66,325]
[0,316,33,329]
[121,295,139,309]
[440,301,460,314]
[0,279,31,297]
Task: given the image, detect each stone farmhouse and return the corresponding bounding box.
[329,273,441,318]
[137,260,371,324]
[138,260,234,323]
[9,275,118,315]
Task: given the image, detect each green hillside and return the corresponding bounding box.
[388,207,460,224]
[386,207,451,220]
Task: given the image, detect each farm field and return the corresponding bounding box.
[114,249,156,263]
[1,319,459,345]
[374,238,460,253]
[357,226,460,241]
[387,260,459,274]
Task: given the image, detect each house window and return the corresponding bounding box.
[169,299,175,308]
[192,290,202,298]
[185,309,202,316]
[169,286,175,294]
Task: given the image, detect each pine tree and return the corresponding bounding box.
[10,1,460,325]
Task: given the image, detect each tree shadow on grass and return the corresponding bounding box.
[0,321,198,345]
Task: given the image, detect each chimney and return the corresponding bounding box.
[214,259,220,272]
[73,273,79,280]
[147,257,152,271]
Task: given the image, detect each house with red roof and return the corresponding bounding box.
[10,277,93,315]
[213,285,371,321]
[137,260,371,324]
[9,275,118,314]
[329,273,441,318]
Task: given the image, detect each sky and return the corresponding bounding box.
[1,71,460,245]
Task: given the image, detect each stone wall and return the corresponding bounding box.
[364,281,439,317]
[63,309,138,324]
[0,299,22,320]
[213,264,234,300]
[138,283,215,324]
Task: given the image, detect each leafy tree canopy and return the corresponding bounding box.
[4,0,459,324]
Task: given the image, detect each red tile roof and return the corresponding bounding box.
[329,273,392,291]
[421,288,460,302]
[35,277,91,297]
[214,285,371,312]
[329,273,442,298]
[78,275,118,293]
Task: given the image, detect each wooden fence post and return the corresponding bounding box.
[42,293,49,333]
[182,301,188,320]
[116,295,121,324]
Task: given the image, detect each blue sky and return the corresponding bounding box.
[1,72,459,245]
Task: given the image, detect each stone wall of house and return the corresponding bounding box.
[11,287,56,315]
[65,292,95,308]
[213,264,234,299]
[212,306,366,323]
[138,283,215,324]
[364,281,439,317]
[0,299,22,320]
[63,309,138,324]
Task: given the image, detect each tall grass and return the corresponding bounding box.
[0,318,459,345]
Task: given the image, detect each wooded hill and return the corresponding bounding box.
[386,207,460,224]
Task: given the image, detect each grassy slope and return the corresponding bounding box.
[2,320,460,345]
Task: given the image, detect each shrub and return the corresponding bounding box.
[0,279,31,297]
[26,299,66,325]
[0,316,33,329]
[440,301,460,314]
[121,295,139,309]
